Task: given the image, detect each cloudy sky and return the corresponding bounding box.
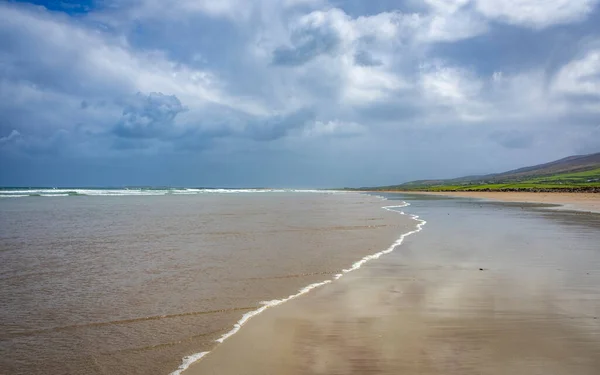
[1,0,599,187]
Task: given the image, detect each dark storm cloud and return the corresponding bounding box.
[112,93,187,139]
[490,130,535,149]
[244,108,316,141]
[0,128,72,156]
[426,8,600,77]
[1,0,600,187]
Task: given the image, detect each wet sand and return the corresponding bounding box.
[0,193,414,375]
[185,194,600,375]
[403,191,600,213]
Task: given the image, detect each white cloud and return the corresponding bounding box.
[487,69,559,123]
[291,8,405,46]
[268,8,411,105]
[284,0,324,6]
[420,63,487,121]
[425,0,598,33]
[342,62,405,103]
[474,0,599,28]
[425,0,471,14]
[0,3,269,119]
[0,130,21,144]
[420,0,488,42]
[420,11,487,42]
[269,6,487,108]
[552,50,600,97]
[302,120,366,137]
[123,0,253,20]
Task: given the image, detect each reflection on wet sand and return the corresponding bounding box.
[188,266,600,375]
[186,196,600,375]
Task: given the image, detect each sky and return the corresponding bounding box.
[0,0,599,188]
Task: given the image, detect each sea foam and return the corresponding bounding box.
[0,188,346,198]
[169,195,427,375]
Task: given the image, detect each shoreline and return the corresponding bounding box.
[184,192,600,375]
[0,192,417,375]
[173,199,425,374]
[371,191,600,214]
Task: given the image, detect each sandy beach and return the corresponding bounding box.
[185,193,600,375]
[3,0,599,373]
[399,191,600,213]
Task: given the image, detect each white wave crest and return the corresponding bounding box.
[169,352,210,375]
[0,188,347,198]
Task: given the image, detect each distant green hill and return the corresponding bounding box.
[358,152,600,192]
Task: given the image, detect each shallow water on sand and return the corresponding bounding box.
[186,193,600,375]
[0,192,414,375]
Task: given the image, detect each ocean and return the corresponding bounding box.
[0,190,417,374]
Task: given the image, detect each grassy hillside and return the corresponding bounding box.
[357,153,600,192]
[423,168,600,192]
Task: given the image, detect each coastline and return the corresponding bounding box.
[0,193,416,375]
[177,200,426,374]
[184,193,600,375]
[374,191,600,213]
[169,198,423,374]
